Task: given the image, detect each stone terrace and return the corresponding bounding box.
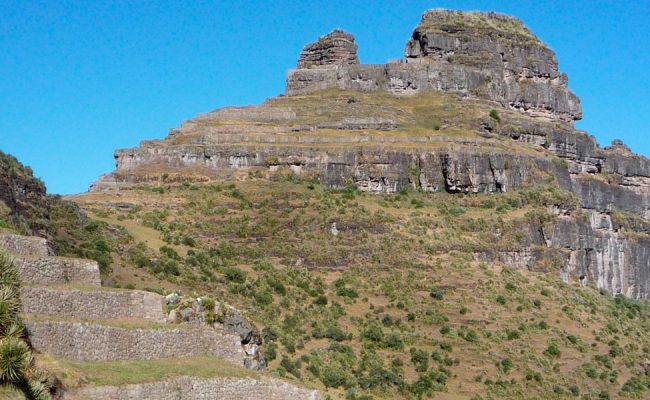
[0,233,320,399]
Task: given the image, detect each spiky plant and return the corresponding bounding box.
[0,337,31,382]
[0,251,20,290]
[0,250,52,399]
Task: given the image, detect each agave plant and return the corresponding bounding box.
[0,251,20,290]
[0,337,31,382]
[0,250,52,399]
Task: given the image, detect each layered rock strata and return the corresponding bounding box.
[287,9,581,123]
[89,9,650,299]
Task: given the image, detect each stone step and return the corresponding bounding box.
[14,256,101,286]
[23,317,245,365]
[66,375,321,400]
[21,286,165,322]
[0,233,50,256]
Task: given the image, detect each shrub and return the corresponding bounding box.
[506,330,521,340]
[496,295,507,305]
[322,364,355,388]
[254,289,273,307]
[313,295,328,305]
[280,355,302,378]
[430,288,444,300]
[409,348,429,372]
[440,342,453,352]
[363,324,384,342]
[500,358,513,373]
[489,109,501,122]
[464,329,479,342]
[384,333,404,350]
[544,344,561,358]
[223,267,246,283]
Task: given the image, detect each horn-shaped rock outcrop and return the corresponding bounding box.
[297,29,359,68]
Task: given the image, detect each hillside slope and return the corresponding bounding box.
[6,7,650,400]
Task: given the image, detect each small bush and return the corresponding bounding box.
[544,344,561,358]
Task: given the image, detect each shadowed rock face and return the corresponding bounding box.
[286,9,581,123]
[297,29,359,68]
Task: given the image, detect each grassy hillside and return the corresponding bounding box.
[0,150,131,273]
[69,180,650,400]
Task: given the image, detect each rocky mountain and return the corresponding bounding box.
[91,9,650,302]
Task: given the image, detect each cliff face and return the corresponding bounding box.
[0,150,50,234]
[286,9,581,123]
[91,9,650,299]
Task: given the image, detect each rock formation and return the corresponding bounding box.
[286,9,581,123]
[404,9,582,122]
[89,9,650,300]
[297,29,359,68]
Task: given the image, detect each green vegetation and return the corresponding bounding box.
[0,251,53,399]
[67,180,650,399]
[47,356,258,388]
[0,150,132,274]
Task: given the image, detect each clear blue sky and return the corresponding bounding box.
[1,0,648,194]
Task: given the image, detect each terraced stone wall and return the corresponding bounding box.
[24,320,245,365]
[21,287,165,321]
[15,257,101,286]
[0,233,49,256]
[66,376,321,400]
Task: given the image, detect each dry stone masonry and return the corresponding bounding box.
[14,256,101,286]
[20,286,166,321]
[23,319,245,363]
[0,233,320,399]
[67,376,321,400]
[0,233,50,256]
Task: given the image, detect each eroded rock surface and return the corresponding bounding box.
[297,29,359,68]
[287,9,581,123]
[89,9,650,299]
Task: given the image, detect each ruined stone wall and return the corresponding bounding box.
[0,233,49,256]
[66,376,321,400]
[15,257,101,286]
[24,320,245,365]
[21,287,165,322]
